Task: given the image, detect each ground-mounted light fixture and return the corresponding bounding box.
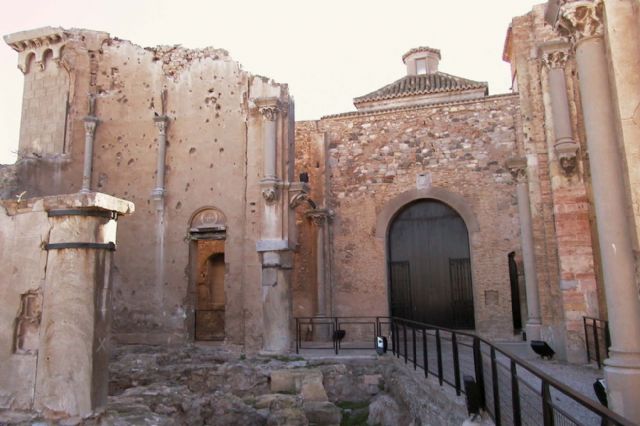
[531,340,555,359]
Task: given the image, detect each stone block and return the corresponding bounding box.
[302,401,341,426]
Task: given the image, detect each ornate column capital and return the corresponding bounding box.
[305,208,334,226]
[557,0,604,45]
[83,116,99,137]
[539,41,571,69]
[153,115,169,135]
[506,157,528,183]
[254,97,282,121]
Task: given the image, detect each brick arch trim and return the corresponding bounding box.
[374,187,480,239]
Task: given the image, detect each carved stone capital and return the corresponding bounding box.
[154,115,169,135]
[305,208,334,226]
[555,142,580,176]
[254,97,282,121]
[83,116,99,138]
[557,0,604,44]
[506,157,528,183]
[539,42,571,69]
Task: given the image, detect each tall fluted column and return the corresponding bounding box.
[558,1,640,420]
[81,95,98,194]
[507,158,541,340]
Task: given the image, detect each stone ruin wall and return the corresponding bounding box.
[3,28,293,349]
[295,95,524,340]
[508,4,602,361]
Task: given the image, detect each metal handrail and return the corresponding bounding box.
[583,316,611,369]
[295,316,390,355]
[391,316,634,426]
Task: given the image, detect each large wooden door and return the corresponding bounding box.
[388,200,474,328]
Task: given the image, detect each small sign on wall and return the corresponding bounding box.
[416,173,432,190]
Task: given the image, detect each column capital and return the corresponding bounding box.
[254,97,283,121]
[305,208,334,226]
[83,116,99,137]
[506,157,528,183]
[539,41,571,69]
[557,0,604,45]
[153,115,169,135]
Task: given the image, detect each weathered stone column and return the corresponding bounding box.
[33,192,134,417]
[507,157,541,340]
[306,209,334,317]
[558,1,640,420]
[255,97,292,353]
[80,95,98,194]
[540,42,579,174]
[151,114,169,207]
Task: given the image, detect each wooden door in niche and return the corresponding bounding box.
[194,240,226,341]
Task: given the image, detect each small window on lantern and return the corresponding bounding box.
[416,58,427,75]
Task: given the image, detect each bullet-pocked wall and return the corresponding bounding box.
[2,27,294,350]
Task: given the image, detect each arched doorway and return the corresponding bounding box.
[388,199,475,328]
[189,207,227,341]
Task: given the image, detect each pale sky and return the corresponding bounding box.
[0,0,544,164]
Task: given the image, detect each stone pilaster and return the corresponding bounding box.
[81,95,98,194]
[507,157,542,340]
[556,0,640,420]
[254,96,292,353]
[305,208,334,319]
[540,42,579,176]
[151,115,169,207]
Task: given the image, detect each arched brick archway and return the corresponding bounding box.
[375,187,480,327]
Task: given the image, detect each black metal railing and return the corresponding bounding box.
[295,316,390,354]
[584,316,611,369]
[391,317,633,426]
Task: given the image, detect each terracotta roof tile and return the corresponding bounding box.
[353,72,488,105]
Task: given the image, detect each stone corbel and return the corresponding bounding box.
[506,157,528,183]
[260,179,281,205]
[289,182,311,209]
[555,142,579,176]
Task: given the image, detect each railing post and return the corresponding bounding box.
[334,317,339,355]
[511,359,521,426]
[412,327,417,370]
[452,332,461,396]
[295,318,299,354]
[604,320,611,359]
[436,329,443,386]
[391,320,396,355]
[422,328,428,378]
[396,322,400,359]
[491,347,501,426]
[542,381,554,426]
[584,317,591,364]
[593,318,601,369]
[403,322,408,364]
[473,337,486,409]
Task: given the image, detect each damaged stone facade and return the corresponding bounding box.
[1,27,299,354]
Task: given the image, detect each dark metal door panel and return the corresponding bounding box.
[388,200,474,328]
[449,258,474,329]
[389,261,412,319]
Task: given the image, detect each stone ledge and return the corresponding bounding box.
[1,192,134,217]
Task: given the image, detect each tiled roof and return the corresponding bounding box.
[353,72,488,105]
[402,46,441,62]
